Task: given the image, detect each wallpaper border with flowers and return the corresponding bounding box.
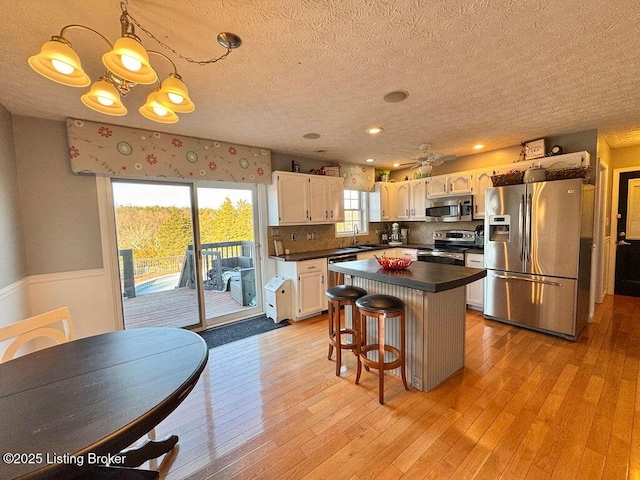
[66,119,272,184]
[338,163,375,192]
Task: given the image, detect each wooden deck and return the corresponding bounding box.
[135,294,640,480]
[123,287,254,329]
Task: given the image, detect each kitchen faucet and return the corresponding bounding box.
[353,224,359,246]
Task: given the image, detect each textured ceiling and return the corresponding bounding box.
[1,0,640,168]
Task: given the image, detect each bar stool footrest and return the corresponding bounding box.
[359,344,403,370]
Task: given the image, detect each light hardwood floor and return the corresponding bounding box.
[146,294,639,479]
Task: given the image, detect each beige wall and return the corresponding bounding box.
[13,116,103,275]
[610,144,640,170]
[0,105,27,289]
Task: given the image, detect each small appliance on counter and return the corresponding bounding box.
[400,228,409,244]
[388,222,403,246]
[474,224,485,247]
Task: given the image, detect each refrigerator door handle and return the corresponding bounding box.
[493,274,563,287]
[519,194,525,261]
[525,192,533,263]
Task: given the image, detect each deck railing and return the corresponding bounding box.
[119,241,255,298]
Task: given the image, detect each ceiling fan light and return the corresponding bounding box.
[102,36,157,84]
[28,38,90,87]
[140,92,178,123]
[81,78,127,115]
[153,74,195,113]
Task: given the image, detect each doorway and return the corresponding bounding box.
[111,180,262,330]
[613,170,640,297]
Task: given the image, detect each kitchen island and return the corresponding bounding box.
[329,259,486,391]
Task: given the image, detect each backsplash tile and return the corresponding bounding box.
[267,221,482,256]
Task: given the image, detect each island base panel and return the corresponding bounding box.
[348,275,466,392]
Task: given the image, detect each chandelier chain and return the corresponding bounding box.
[124,9,232,66]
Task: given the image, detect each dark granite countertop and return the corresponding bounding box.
[328,258,486,293]
[269,243,431,262]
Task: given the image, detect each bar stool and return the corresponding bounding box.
[355,294,409,404]
[326,285,368,376]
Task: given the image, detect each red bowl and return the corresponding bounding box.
[375,256,413,270]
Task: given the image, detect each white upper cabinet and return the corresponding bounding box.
[409,179,427,219]
[327,176,345,222]
[268,171,309,225]
[369,182,394,222]
[267,171,344,226]
[448,173,473,195]
[395,182,411,219]
[535,151,588,170]
[426,175,448,198]
[472,168,496,219]
[308,175,328,224]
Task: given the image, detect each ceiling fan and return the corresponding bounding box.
[397,143,457,175]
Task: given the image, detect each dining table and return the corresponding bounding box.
[0,327,208,479]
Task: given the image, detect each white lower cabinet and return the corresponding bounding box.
[465,253,484,311]
[276,258,327,320]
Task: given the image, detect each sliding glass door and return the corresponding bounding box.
[112,181,201,329]
[111,180,262,330]
[197,185,261,326]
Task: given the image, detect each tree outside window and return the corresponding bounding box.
[336,190,368,236]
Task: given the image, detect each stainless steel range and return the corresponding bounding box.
[417,230,476,266]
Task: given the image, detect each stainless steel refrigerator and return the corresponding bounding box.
[484,178,595,339]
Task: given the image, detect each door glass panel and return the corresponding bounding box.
[626,179,640,239]
[197,186,260,326]
[112,181,201,329]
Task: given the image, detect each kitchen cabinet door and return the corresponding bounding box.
[448,173,473,195]
[473,168,495,219]
[308,176,328,223]
[465,253,484,310]
[269,172,309,225]
[409,179,427,219]
[369,182,394,221]
[426,175,448,198]
[537,151,587,171]
[395,182,411,219]
[327,176,344,222]
[298,270,326,317]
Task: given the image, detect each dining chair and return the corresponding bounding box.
[0,306,75,363]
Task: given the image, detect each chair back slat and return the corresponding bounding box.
[0,307,75,363]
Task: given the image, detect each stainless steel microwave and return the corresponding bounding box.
[425,196,473,222]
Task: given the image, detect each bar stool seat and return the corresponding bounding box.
[355,294,409,404]
[326,285,367,376]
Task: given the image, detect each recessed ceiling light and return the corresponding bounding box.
[303,133,321,139]
[365,158,374,163]
[383,90,409,103]
[366,126,384,135]
[393,162,400,167]
[473,144,484,150]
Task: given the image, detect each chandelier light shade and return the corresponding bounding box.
[81,78,127,116]
[139,92,178,123]
[27,3,241,123]
[28,37,90,87]
[102,35,157,85]
[152,73,195,113]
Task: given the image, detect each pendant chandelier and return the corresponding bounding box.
[28,1,241,124]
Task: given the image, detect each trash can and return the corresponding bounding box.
[264,276,291,323]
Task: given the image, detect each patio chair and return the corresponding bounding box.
[0,307,75,363]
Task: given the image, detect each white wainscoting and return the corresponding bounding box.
[27,269,118,339]
[0,278,30,326]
